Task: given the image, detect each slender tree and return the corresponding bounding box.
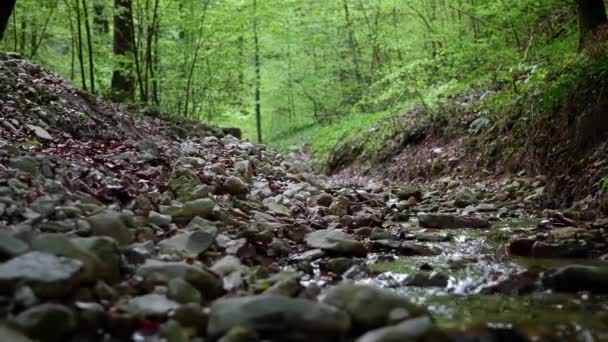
[82,0,95,93]
[0,0,17,42]
[253,0,262,143]
[74,0,88,90]
[111,0,135,102]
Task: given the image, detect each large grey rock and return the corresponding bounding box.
[207,295,350,340]
[10,304,76,342]
[543,265,608,293]
[87,210,134,245]
[0,252,83,298]
[32,234,120,283]
[136,260,224,299]
[322,284,427,330]
[454,189,478,208]
[148,211,172,227]
[168,278,202,304]
[168,166,205,202]
[223,176,249,197]
[158,231,216,256]
[0,325,34,342]
[0,231,28,259]
[177,198,217,219]
[355,316,448,342]
[305,229,366,257]
[417,213,490,229]
[128,294,180,317]
[396,186,422,201]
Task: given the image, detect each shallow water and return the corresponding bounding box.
[364,219,608,341]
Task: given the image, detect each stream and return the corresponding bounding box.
[353,219,608,341]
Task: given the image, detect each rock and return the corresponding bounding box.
[33,235,119,283]
[14,286,39,308]
[168,166,205,202]
[483,270,539,295]
[160,320,190,342]
[322,284,427,330]
[330,195,350,216]
[399,242,440,256]
[355,316,448,342]
[305,229,366,257]
[9,156,39,175]
[168,278,202,304]
[148,211,172,227]
[396,186,422,201]
[218,326,259,342]
[10,304,75,342]
[543,265,608,293]
[531,241,588,258]
[256,272,302,297]
[0,252,83,298]
[223,176,249,197]
[26,124,53,141]
[0,325,34,342]
[173,303,208,331]
[87,210,134,245]
[370,227,393,240]
[128,294,180,317]
[74,301,107,332]
[136,260,224,300]
[454,189,478,208]
[417,213,491,229]
[178,198,217,219]
[415,232,451,242]
[207,295,350,340]
[307,193,334,207]
[158,230,216,256]
[403,272,448,287]
[320,258,356,275]
[507,238,536,256]
[266,203,291,216]
[0,231,28,259]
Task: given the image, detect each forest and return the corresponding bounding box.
[2,1,608,342]
[1,0,603,146]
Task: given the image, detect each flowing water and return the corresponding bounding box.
[360,219,608,341]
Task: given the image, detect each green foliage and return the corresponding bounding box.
[0,0,597,159]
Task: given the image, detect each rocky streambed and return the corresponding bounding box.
[1,52,608,341]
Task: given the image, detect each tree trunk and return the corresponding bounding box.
[111,0,135,102]
[577,0,608,48]
[74,0,87,90]
[342,0,362,84]
[0,0,17,42]
[253,0,262,144]
[82,0,95,94]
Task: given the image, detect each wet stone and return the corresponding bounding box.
[355,316,448,342]
[0,231,29,260]
[305,229,366,257]
[322,284,427,331]
[543,265,608,293]
[87,210,134,246]
[0,252,83,298]
[417,213,491,229]
[128,293,180,318]
[10,303,76,342]
[207,295,351,340]
[403,272,449,287]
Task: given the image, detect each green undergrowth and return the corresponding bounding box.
[264,2,608,174]
[267,110,391,166]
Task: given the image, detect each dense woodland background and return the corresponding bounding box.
[0,0,607,156]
